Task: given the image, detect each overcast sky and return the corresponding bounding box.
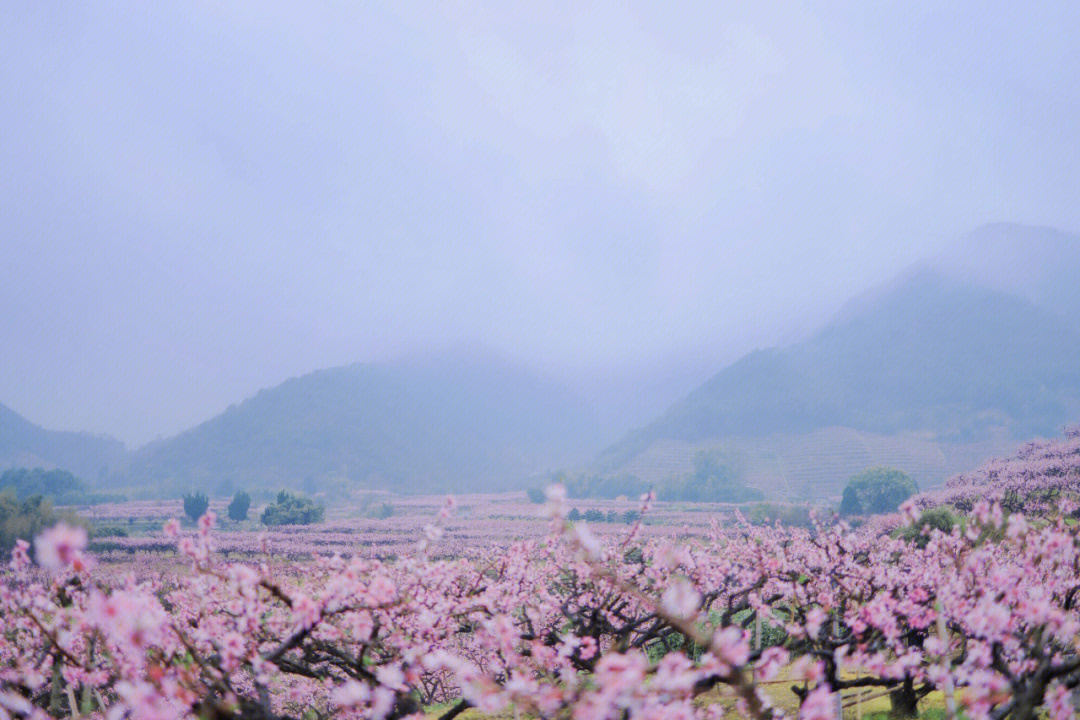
[3,1,1080,445]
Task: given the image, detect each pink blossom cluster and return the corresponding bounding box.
[85,494,732,563]
[4,431,1080,719]
[910,426,1080,514]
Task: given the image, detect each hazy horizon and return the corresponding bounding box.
[4,2,1080,445]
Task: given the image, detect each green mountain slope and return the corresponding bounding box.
[0,403,125,481]
[600,270,1080,489]
[113,351,602,494]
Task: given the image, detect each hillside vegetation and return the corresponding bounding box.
[0,404,124,481]
[598,270,1080,496]
[6,225,1079,503]
[111,351,601,496]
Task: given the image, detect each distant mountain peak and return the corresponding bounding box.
[112,353,602,495]
[932,223,1080,325]
[0,403,125,480]
[598,243,1080,497]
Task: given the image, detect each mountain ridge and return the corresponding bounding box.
[597,266,1080,495]
[0,403,126,481]
[110,351,602,495]
[7,224,1079,500]
[933,222,1080,325]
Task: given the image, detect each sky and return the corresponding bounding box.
[3,1,1080,446]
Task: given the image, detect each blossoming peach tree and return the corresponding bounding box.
[2,429,1080,720]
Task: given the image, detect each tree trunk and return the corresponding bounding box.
[889,677,920,718]
[49,658,64,715]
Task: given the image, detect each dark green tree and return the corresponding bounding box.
[897,506,960,547]
[183,491,209,521]
[665,449,763,503]
[261,490,325,526]
[0,490,60,557]
[839,486,863,516]
[0,467,89,503]
[840,467,918,516]
[227,490,251,521]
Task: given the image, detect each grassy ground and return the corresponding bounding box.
[423,664,953,719]
[697,665,951,720]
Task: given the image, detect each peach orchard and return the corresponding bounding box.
[2,429,1080,720]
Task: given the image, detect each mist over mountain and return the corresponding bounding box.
[5,222,1079,501]
[658,271,1078,439]
[932,223,1080,325]
[552,223,1042,447]
[0,403,125,481]
[598,258,1080,497]
[110,349,601,495]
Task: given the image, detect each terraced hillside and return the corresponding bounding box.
[0,403,125,480]
[600,267,1080,500]
[616,427,1018,500]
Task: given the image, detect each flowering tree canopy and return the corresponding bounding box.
[1,428,1079,720]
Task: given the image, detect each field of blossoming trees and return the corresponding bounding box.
[72,493,747,565]
[2,427,1080,720]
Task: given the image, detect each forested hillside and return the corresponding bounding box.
[0,403,125,481]
[111,351,601,495]
[599,269,1080,496]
